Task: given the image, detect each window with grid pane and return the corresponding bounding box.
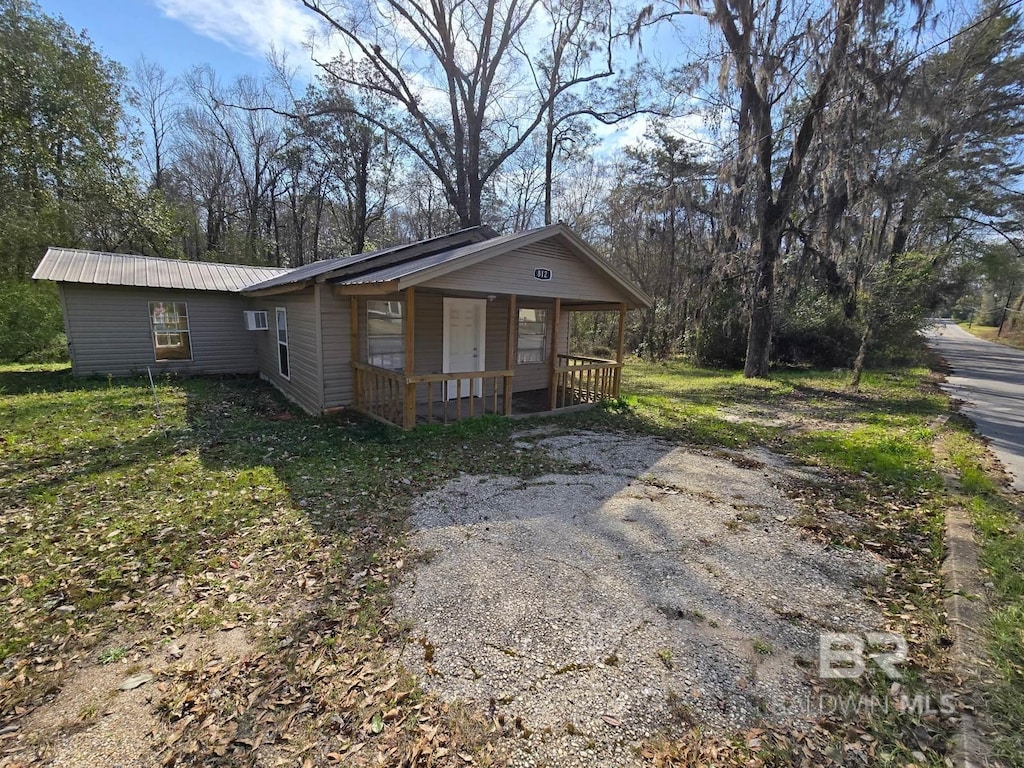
[149,302,191,361]
[517,308,548,364]
[367,300,405,370]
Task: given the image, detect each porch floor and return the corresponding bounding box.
[411,388,585,425]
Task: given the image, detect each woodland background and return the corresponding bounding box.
[2,0,1023,378]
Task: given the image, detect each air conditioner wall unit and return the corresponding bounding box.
[244,310,269,330]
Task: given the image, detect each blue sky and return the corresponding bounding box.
[37,0,326,81]
[35,0,696,151]
[33,0,979,158]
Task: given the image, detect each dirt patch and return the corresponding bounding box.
[5,628,252,767]
[393,430,887,767]
[716,404,794,428]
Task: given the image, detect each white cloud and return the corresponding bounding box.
[154,0,337,74]
[593,107,727,158]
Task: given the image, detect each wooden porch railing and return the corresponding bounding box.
[353,362,513,429]
[551,354,622,409]
[352,362,408,427]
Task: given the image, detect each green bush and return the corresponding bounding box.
[684,285,748,368]
[773,296,859,368]
[0,280,67,362]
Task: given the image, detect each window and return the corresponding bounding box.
[517,307,548,364]
[276,307,290,379]
[367,300,405,370]
[149,301,191,361]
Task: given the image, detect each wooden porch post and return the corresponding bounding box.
[403,287,416,429]
[615,302,627,398]
[350,296,360,410]
[549,297,561,410]
[505,294,517,416]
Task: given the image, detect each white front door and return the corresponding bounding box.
[443,297,486,399]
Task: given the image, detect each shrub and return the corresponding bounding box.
[684,286,748,368]
[773,296,859,368]
[0,280,67,362]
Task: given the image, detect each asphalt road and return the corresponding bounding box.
[925,320,1024,492]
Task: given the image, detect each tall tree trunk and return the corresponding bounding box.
[849,194,917,388]
[712,0,859,378]
[743,216,781,377]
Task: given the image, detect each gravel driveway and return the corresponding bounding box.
[393,430,887,767]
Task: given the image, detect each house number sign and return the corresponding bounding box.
[534,268,552,280]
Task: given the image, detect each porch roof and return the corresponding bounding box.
[327,224,653,308]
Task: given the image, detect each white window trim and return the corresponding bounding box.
[149,300,193,363]
[276,307,290,380]
[517,306,549,365]
[366,300,405,372]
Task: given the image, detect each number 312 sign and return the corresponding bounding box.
[534,268,552,280]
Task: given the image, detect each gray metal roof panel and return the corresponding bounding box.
[241,255,352,291]
[242,226,496,292]
[33,248,288,292]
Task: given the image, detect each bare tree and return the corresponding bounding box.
[299,87,398,254]
[126,56,179,191]
[527,0,676,224]
[182,67,290,262]
[167,108,238,258]
[301,0,644,228]
[127,57,180,191]
[527,0,613,224]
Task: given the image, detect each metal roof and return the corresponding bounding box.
[335,229,531,285]
[240,248,399,293]
[241,226,496,293]
[34,248,289,292]
[33,225,653,308]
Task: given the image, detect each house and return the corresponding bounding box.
[33,224,653,428]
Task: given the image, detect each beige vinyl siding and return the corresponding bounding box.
[479,296,506,372]
[252,288,321,415]
[320,287,353,409]
[412,292,443,375]
[421,241,624,303]
[60,283,258,376]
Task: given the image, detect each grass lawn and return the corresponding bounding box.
[957,321,1024,350]
[1,360,1020,766]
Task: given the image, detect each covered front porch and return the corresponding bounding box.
[345,286,626,429]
